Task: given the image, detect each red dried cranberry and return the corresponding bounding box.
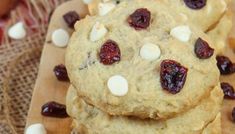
[127,8,151,30]
[41,101,68,118]
[63,11,80,28]
[232,107,235,122]
[160,60,188,94]
[216,56,235,75]
[53,64,69,81]
[194,38,214,59]
[184,0,207,9]
[221,82,235,99]
[99,40,121,65]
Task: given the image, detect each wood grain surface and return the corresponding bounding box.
[26,0,88,134]
[26,0,235,134]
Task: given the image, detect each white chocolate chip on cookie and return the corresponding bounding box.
[140,43,161,61]
[108,75,128,96]
[25,123,47,134]
[8,22,26,40]
[52,28,69,47]
[170,25,192,42]
[90,22,108,42]
[98,2,116,16]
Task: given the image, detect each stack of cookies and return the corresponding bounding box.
[65,0,232,133]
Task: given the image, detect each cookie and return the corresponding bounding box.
[88,0,231,53]
[207,11,233,54]
[201,113,222,134]
[65,0,220,119]
[66,85,223,134]
[87,0,227,31]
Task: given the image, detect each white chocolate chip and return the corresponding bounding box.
[25,123,47,134]
[52,28,69,47]
[89,22,108,42]
[98,2,116,16]
[8,22,26,40]
[140,43,161,61]
[107,75,128,96]
[82,0,93,4]
[170,25,192,42]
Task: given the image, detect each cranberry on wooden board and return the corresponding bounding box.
[184,0,207,10]
[41,101,68,118]
[221,82,235,99]
[127,8,151,30]
[63,11,80,28]
[53,64,69,81]
[160,60,188,94]
[99,40,121,65]
[216,56,235,75]
[194,38,214,59]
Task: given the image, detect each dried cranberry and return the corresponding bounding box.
[127,8,151,30]
[41,101,68,118]
[99,40,121,65]
[63,11,80,28]
[184,0,207,9]
[221,82,235,99]
[53,64,69,81]
[160,60,188,94]
[232,107,235,122]
[194,38,214,59]
[216,56,235,75]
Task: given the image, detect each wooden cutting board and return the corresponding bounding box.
[25,0,88,134]
[26,0,235,133]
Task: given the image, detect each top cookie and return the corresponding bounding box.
[88,0,227,31]
[66,0,219,119]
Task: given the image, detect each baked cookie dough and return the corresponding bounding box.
[66,85,223,134]
[88,0,232,53]
[201,113,222,134]
[66,0,220,119]
[207,11,233,54]
[87,0,227,31]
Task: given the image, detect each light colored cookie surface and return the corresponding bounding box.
[66,0,219,119]
[66,85,223,134]
[207,11,233,54]
[202,113,222,134]
[88,0,232,54]
[88,0,227,31]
